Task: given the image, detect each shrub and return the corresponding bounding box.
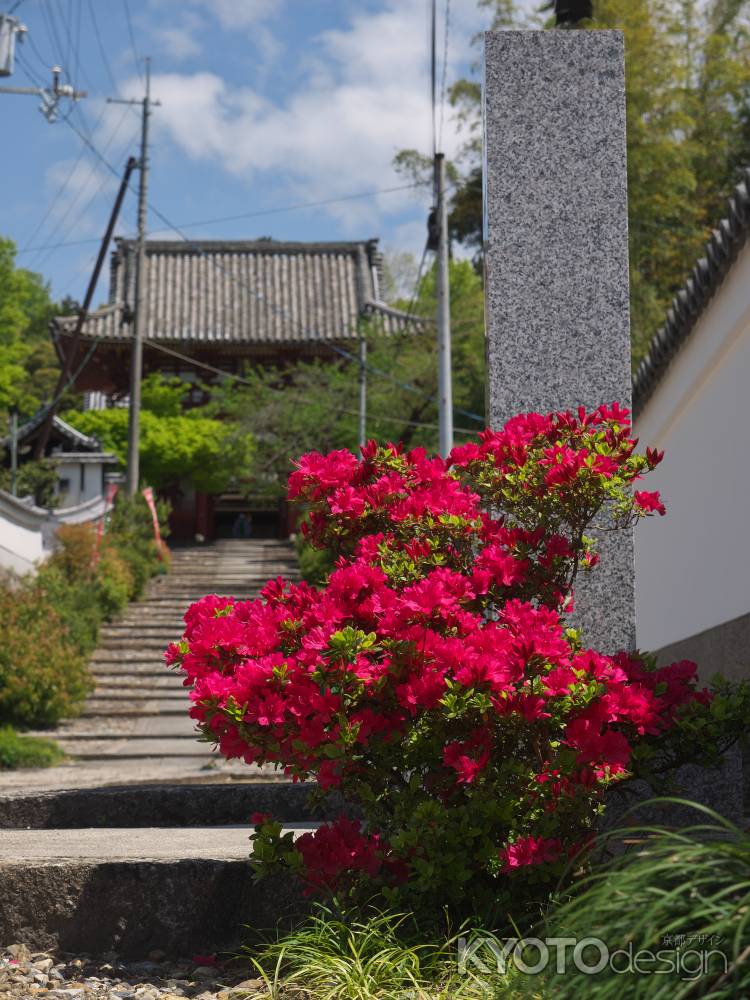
[0,574,90,727]
[0,458,59,508]
[529,802,750,999]
[0,725,65,769]
[294,531,334,587]
[168,406,748,922]
[106,492,171,596]
[0,493,169,730]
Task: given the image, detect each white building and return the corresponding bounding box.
[0,414,119,575]
[633,168,750,683]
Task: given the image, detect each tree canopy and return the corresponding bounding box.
[64,374,255,494]
[0,238,64,422]
[397,0,750,363]
[206,258,486,497]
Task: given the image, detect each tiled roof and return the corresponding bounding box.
[2,413,102,452]
[51,238,429,347]
[633,168,750,416]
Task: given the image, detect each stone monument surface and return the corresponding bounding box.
[483,29,633,653]
[482,29,742,821]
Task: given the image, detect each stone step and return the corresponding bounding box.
[46,737,217,759]
[0,826,309,957]
[90,671,177,683]
[0,782,329,829]
[81,702,185,717]
[101,622,184,632]
[57,715,199,738]
[99,636,179,656]
[89,688,186,699]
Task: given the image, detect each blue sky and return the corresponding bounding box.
[1,0,521,304]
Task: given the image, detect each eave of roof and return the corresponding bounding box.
[633,167,750,417]
[2,412,102,451]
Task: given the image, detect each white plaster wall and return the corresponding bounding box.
[0,494,45,574]
[635,241,750,652]
[81,462,103,504]
[55,461,83,507]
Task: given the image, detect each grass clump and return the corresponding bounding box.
[244,905,533,1000]
[528,800,750,999]
[0,725,65,769]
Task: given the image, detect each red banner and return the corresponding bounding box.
[142,486,164,559]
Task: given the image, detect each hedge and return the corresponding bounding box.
[0,493,170,729]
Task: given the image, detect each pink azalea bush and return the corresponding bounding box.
[167,404,744,918]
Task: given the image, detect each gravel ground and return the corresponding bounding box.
[0,945,266,1000]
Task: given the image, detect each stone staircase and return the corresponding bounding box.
[44,539,301,765]
[0,539,315,957]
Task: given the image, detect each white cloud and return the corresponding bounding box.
[144,0,486,233]
[152,24,202,61]
[188,0,281,30]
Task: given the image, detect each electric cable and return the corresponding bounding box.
[438,0,451,152]
[122,0,144,86]
[18,183,422,254]
[144,342,478,437]
[53,118,479,433]
[85,0,118,93]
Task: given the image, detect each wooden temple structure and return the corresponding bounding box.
[50,237,425,540]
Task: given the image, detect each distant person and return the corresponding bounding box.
[232,512,252,538]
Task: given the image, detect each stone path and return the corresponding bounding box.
[44,539,300,767]
[0,539,311,959]
[16,539,299,790]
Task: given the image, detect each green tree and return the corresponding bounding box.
[209,257,487,496]
[0,238,62,422]
[63,376,254,493]
[402,0,750,364]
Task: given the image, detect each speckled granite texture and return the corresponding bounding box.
[483,29,634,653]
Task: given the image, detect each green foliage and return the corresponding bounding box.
[247,904,528,999]
[405,0,750,364]
[0,458,59,508]
[0,571,90,728]
[0,238,69,421]
[62,405,255,493]
[0,498,168,729]
[140,372,190,417]
[105,492,171,596]
[209,258,485,491]
[532,802,750,998]
[295,532,335,587]
[0,726,65,770]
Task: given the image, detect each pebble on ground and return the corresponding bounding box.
[0,945,266,1000]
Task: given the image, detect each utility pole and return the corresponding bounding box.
[358,330,367,450]
[435,152,453,458]
[109,58,159,496]
[35,155,138,458]
[2,11,87,119]
[9,406,18,496]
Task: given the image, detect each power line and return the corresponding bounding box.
[30,108,134,271]
[145,341,478,437]
[328,342,484,423]
[430,0,437,160]
[17,183,422,254]
[52,117,473,437]
[21,104,108,254]
[122,0,144,86]
[40,0,71,80]
[438,0,451,151]
[86,0,118,93]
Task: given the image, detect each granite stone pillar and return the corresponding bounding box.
[483,29,634,653]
